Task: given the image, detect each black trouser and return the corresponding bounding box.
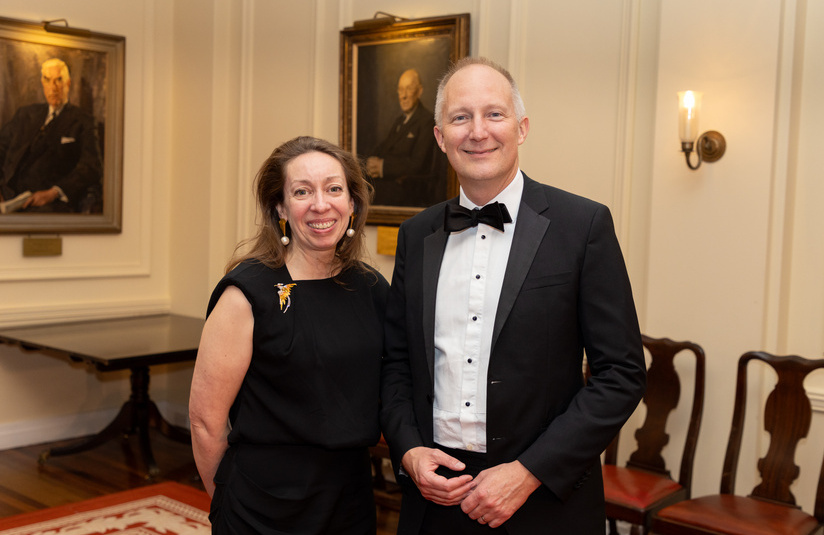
[420,445,508,534]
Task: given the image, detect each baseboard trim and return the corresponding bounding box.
[0,402,189,450]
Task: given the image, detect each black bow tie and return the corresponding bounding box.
[444,202,512,232]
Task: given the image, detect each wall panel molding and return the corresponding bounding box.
[0,261,152,283]
[613,0,640,242]
[0,299,170,329]
[762,0,802,353]
[235,0,258,246]
[0,1,155,284]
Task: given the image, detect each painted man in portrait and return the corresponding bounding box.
[365,68,446,208]
[0,58,103,213]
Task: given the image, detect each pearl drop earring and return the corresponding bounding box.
[279,219,290,245]
[346,214,356,237]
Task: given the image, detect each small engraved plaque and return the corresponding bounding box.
[23,236,63,257]
[376,226,399,256]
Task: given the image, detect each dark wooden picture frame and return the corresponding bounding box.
[0,16,125,234]
[340,14,469,225]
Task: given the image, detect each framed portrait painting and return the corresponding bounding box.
[0,16,124,234]
[340,14,469,225]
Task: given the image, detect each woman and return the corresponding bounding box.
[190,136,389,534]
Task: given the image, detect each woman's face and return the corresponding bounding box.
[276,151,354,258]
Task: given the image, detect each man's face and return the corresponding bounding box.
[434,64,529,191]
[397,71,423,114]
[41,64,70,108]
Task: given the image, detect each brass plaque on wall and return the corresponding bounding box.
[376,226,399,256]
[23,236,62,256]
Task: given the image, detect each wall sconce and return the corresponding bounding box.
[678,90,726,170]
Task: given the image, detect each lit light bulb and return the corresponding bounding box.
[678,90,702,143]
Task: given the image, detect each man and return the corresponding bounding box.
[0,58,103,213]
[380,56,647,534]
[365,68,446,207]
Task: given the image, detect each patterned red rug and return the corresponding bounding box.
[0,482,211,534]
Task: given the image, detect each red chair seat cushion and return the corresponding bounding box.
[602,465,684,509]
[655,494,820,535]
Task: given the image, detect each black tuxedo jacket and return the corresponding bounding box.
[380,175,647,534]
[0,103,103,211]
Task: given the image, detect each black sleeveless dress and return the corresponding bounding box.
[206,261,389,534]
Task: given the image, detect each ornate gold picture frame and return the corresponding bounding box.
[0,16,124,234]
[340,14,469,225]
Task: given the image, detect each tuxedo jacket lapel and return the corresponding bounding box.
[422,208,449,382]
[492,177,550,351]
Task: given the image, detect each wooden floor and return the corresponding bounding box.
[0,430,399,534]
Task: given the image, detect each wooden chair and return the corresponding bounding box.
[603,335,706,535]
[652,352,824,535]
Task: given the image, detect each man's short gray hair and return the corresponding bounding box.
[434,56,526,129]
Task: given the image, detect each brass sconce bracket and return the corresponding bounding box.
[699,130,726,162]
[682,130,726,170]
